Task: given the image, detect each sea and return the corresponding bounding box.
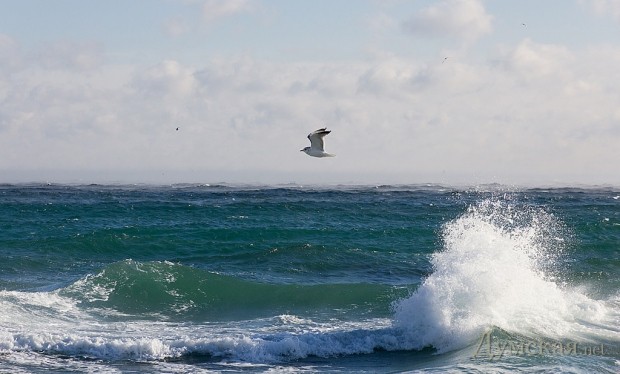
[0,183,618,373]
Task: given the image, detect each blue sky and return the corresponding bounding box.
[1,0,620,185]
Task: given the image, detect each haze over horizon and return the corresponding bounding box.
[2,0,620,186]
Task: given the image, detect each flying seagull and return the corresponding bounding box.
[301,128,335,157]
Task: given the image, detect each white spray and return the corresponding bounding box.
[393,199,617,353]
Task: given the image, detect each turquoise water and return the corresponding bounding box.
[0,184,618,373]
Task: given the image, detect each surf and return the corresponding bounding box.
[0,191,617,369]
[393,198,619,354]
[57,259,403,321]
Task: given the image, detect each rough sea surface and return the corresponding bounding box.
[0,184,618,373]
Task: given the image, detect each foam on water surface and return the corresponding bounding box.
[394,199,618,353]
[0,192,617,370]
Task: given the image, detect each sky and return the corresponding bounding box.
[1,0,619,186]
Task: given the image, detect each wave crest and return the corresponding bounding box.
[60,260,399,321]
[393,198,617,352]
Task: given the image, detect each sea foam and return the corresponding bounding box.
[393,199,617,353]
[0,198,617,364]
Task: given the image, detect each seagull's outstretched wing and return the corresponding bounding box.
[307,128,330,151]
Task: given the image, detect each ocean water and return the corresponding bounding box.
[0,184,618,373]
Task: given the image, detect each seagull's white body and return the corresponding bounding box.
[301,128,335,157]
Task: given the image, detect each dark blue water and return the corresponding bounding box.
[0,184,618,373]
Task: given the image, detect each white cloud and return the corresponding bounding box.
[368,13,398,33]
[357,58,417,97]
[202,0,253,23]
[402,0,493,43]
[1,37,104,73]
[162,0,254,34]
[0,34,22,71]
[163,17,191,37]
[1,40,620,184]
[36,41,104,71]
[133,60,198,97]
[499,39,574,78]
[4,1,620,185]
[580,0,620,22]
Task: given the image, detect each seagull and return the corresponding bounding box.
[301,128,335,157]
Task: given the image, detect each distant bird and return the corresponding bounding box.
[176,127,179,131]
[301,128,335,157]
[442,57,449,64]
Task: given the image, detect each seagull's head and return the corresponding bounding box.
[300,147,311,154]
